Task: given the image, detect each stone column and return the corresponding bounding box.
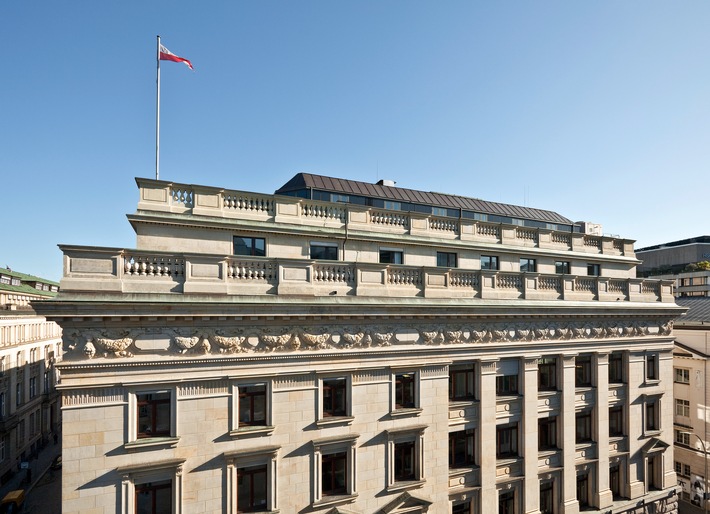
[523,356,540,514]
[561,355,579,514]
[626,351,646,499]
[480,359,499,514]
[595,352,612,508]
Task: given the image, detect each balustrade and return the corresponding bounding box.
[538,276,561,291]
[222,193,273,215]
[515,228,537,243]
[583,236,601,249]
[301,203,346,222]
[551,233,571,246]
[430,217,458,233]
[497,274,522,290]
[123,254,185,278]
[227,259,275,282]
[312,264,354,284]
[370,210,409,228]
[449,272,478,288]
[387,267,422,286]
[171,187,193,208]
[576,277,597,293]
[477,223,500,239]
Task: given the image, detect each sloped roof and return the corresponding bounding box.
[675,297,710,324]
[0,267,58,298]
[275,173,573,225]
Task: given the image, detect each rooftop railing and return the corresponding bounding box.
[135,179,635,258]
[59,247,673,303]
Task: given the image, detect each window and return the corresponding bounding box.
[15,384,21,406]
[538,417,558,450]
[496,375,518,396]
[453,501,472,514]
[137,392,171,438]
[496,423,519,458]
[609,352,623,384]
[135,479,172,514]
[322,377,348,418]
[538,357,557,391]
[238,384,267,427]
[394,372,417,410]
[29,377,36,399]
[449,365,475,401]
[610,464,622,499]
[237,465,267,512]
[481,255,499,271]
[499,490,515,514]
[234,236,266,257]
[380,249,404,264]
[676,399,690,417]
[540,480,554,514]
[675,429,690,446]
[646,354,658,381]
[645,399,659,432]
[675,368,691,384]
[386,426,425,488]
[437,252,457,268]
[449,429,475,468]
[312,435,357,503]
[520,258,536,272]
[575,411,593,443]
[226,446,278,513]
[555,261,570,274]
[575,355,592,387]
[310,243,338,261]
[587,263,600,276]
[0,393,5,418]
[609,406,624,436]
[576,472,590,508]
[675,461,691,477]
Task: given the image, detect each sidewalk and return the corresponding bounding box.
[0,437,61,499]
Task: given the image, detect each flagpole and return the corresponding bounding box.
[156,35,161,180]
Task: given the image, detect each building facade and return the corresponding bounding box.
[670,297,710,511]
[636,237,710,297]
[36,174,683,514]
[0,268,62,484]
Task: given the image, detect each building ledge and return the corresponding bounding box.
[124,436,179,451]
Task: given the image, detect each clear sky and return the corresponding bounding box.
[2,2,709,281]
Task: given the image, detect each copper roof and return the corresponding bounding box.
[276,173,573,225]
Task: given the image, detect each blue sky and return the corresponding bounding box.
[2,2,709,281]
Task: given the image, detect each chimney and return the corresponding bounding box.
[376,179,396,187]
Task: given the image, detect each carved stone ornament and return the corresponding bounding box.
[61,316,675,360]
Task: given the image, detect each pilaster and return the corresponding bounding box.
[561,355,579,514]
[523,356,540,514]
[595,352,612,508]
[480,359,499,514]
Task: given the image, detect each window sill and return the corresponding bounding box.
[387,479,425,493]
[125,436,180,451]
[448,465,478,477]
[449,399,477,407]
[644,379,661,386]
[316,416,354,428]
[389,408,422,419]
[312,493,358,508]
[496,456,521,465]
[643,429,662,438]
[538,448,560,456]
[495,394,521,401]
[229,425,275,438]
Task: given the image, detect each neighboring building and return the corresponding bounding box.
[671,297,710,511]
[35,174,683,514]
[637,237,710,297]
[0,268,62,484]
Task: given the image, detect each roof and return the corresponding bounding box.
[0,267,59,298]
[636,235,710,253]
[275,173,574,225]
[675,297,710,324]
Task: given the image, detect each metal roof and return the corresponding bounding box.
[275,173,573,225]
[675,297,710,324]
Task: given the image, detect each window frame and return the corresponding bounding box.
[538,357,557,391]
[644,397,661,434]
[609,406,624,437]
[608,352,624,384]
[126,388,179,449]
[496,374,519,396]
[310,242,339,261]
[645,354,659,382]
[587,263,600,276]
[392,371,420,413]
[481,255,499,271]
[675,398,690,418]
[575,411,593,444]
[575,355,593,388]
[135,391,173,440]
[674,367,691,384]
[449,428,476,468]
[555,261,570,274]
[538,416,558,451]
[496,423,519,459]
[225,445,279,514]
[379,248,404,265]
[436,251,458,268]
[117,458,185,514]
[233,236,266,257]
[449,365,476,402]
[231,382,273,436]
[675,429,690,446]
[386,425,426,490]
[311,435,358,505]
[519,258,537,273]
[317,376,353,426]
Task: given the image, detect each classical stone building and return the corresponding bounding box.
[35,174,683,514]
[670,297,710,511]
[0,268,62,484]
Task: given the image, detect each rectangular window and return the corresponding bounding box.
[310,243,338,261]
[646,355,658,381]
[135,479,172,514]
[496,375,518,396]
[675,368,691,384]
[538,417,558,450]
[575,411,593,443]
[379,249,404,264]
[520,258,537,272]
[29,377,36,399]
[321,452,347,496]
[239,385,267,427]
[0,393,5,418]
[449,429,475,468]
[676,399,690,417]
[394,441,416,481]
[646,400,659,431]
[684,463,691,477]
[137,392,171,438]
[538,357,557,391]
[449,366,475,401]
[555,261,570,274]
[610,464,621,499]
[540,480,554,514]
[675,429,690,446]
[575,355,592,387]
[437,252,457,268]
[237,464,267,512]
[609,352,624,384]
[15,384,21,406]
[500,490,515,514]
[609,406,624,436]
[322,378,347,418]
[496,423,519,458]
[576,473,589,508]
[587,263,600,276]
[394,373,416,409]
[234,236,266,257]
[453,502,472,514]
[481,255,499,271]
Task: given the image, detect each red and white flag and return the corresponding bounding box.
[159,43,193,70]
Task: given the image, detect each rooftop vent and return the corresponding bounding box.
[376,179,396,187]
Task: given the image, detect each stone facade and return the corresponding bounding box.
[35,176,683,514]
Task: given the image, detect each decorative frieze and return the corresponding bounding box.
[177,380,228,398]
[273,374,315,391]
[63,387,125,408]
